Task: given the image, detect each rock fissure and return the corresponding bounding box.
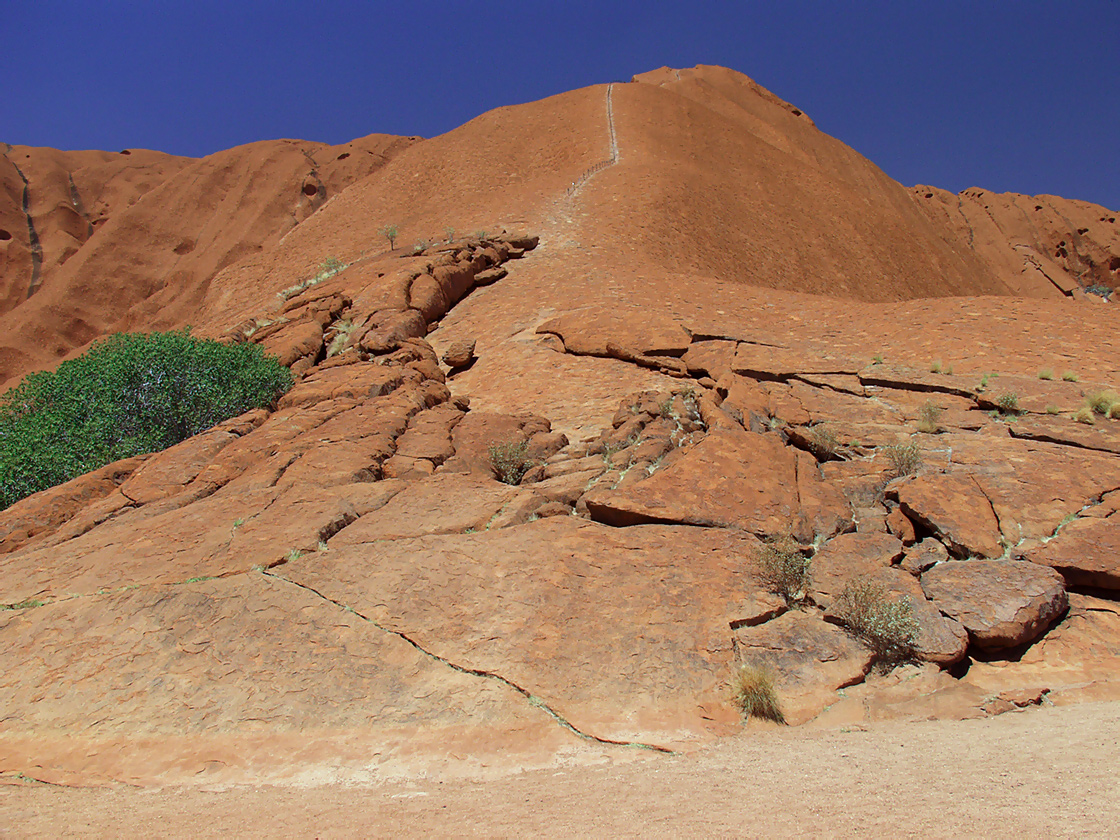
[4,156,44,298]
[263,571,675,754]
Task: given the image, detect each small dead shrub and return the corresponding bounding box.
[834,578,919,669]
[882,441,922,477]
[996,392,1020,415]
[1109,404,1120,420]
[1062,371,1079,382]
[757,536,811,606]
[806,424,841,460]
[917,400,942,434]
[731,665,786,724]
[488,439,533,485]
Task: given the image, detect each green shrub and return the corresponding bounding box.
[731,664,785,724]
[757,536,811,606]
[488,439,533,485]
[834,578,919,669]
[0,330,291,510]
[1038,369,1054,381]
[996,392,1020,415]
[1062,371,1079,382]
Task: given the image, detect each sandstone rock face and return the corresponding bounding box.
[2,64,1120,788]
[900,538,948,576]
[1026,517,1120,589]
[921,560,1068,650]
[285,519,761,745]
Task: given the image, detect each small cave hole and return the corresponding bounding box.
[791,108,802,116]
[1109,256,1120,272]
[119,149,131,155]
[1077,227,1088,235]
[924,193,933,199]
[336,152,351,160]
[302,183,318,197]
[1035,205,1043,211]
[0,229,11,242]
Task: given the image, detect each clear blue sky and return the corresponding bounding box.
[4,1,1118,210]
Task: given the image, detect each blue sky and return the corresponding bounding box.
[4,1,1118,209]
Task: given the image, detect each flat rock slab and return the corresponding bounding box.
[0,485,363,605]
[584,429,800,536]
[921,559,1068,651]
[537,308,691,358]
[331,474,524,542]
[284,518,764,746]
[732,610,873,725]
[1009,415,1120,454]
[1026,516,1120,589]
[895,473,1003,558]
[947,434,1120,545]
[0,574,567,786]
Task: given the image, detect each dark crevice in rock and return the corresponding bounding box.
[4,156,43,298]
[265,571,675,754]
[1008,425,1120,455]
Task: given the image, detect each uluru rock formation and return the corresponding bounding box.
[1,65,1119,788]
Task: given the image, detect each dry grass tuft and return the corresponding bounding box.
[917,400,943,434]
[1074,407,1096,425]
[1085,391,1118,416]
[996,392,1020,415]
[882,441,922,477]
[731,665,786,724]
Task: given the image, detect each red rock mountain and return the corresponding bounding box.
[1,65,1118,789]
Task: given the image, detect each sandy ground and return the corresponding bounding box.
[2,701,1117,838]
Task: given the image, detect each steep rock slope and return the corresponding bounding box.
[0,134,416,387]
[1,66,1119,789]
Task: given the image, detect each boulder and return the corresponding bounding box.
[442,339,477,369]
[921,560,1068,651]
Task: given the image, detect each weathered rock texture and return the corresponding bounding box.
[1,64,1119,788]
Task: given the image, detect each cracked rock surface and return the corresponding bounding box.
[2,64,1120,790]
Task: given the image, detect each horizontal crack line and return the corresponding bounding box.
[264,571,674,754]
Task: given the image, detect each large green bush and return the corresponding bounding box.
[0,330,291,510]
